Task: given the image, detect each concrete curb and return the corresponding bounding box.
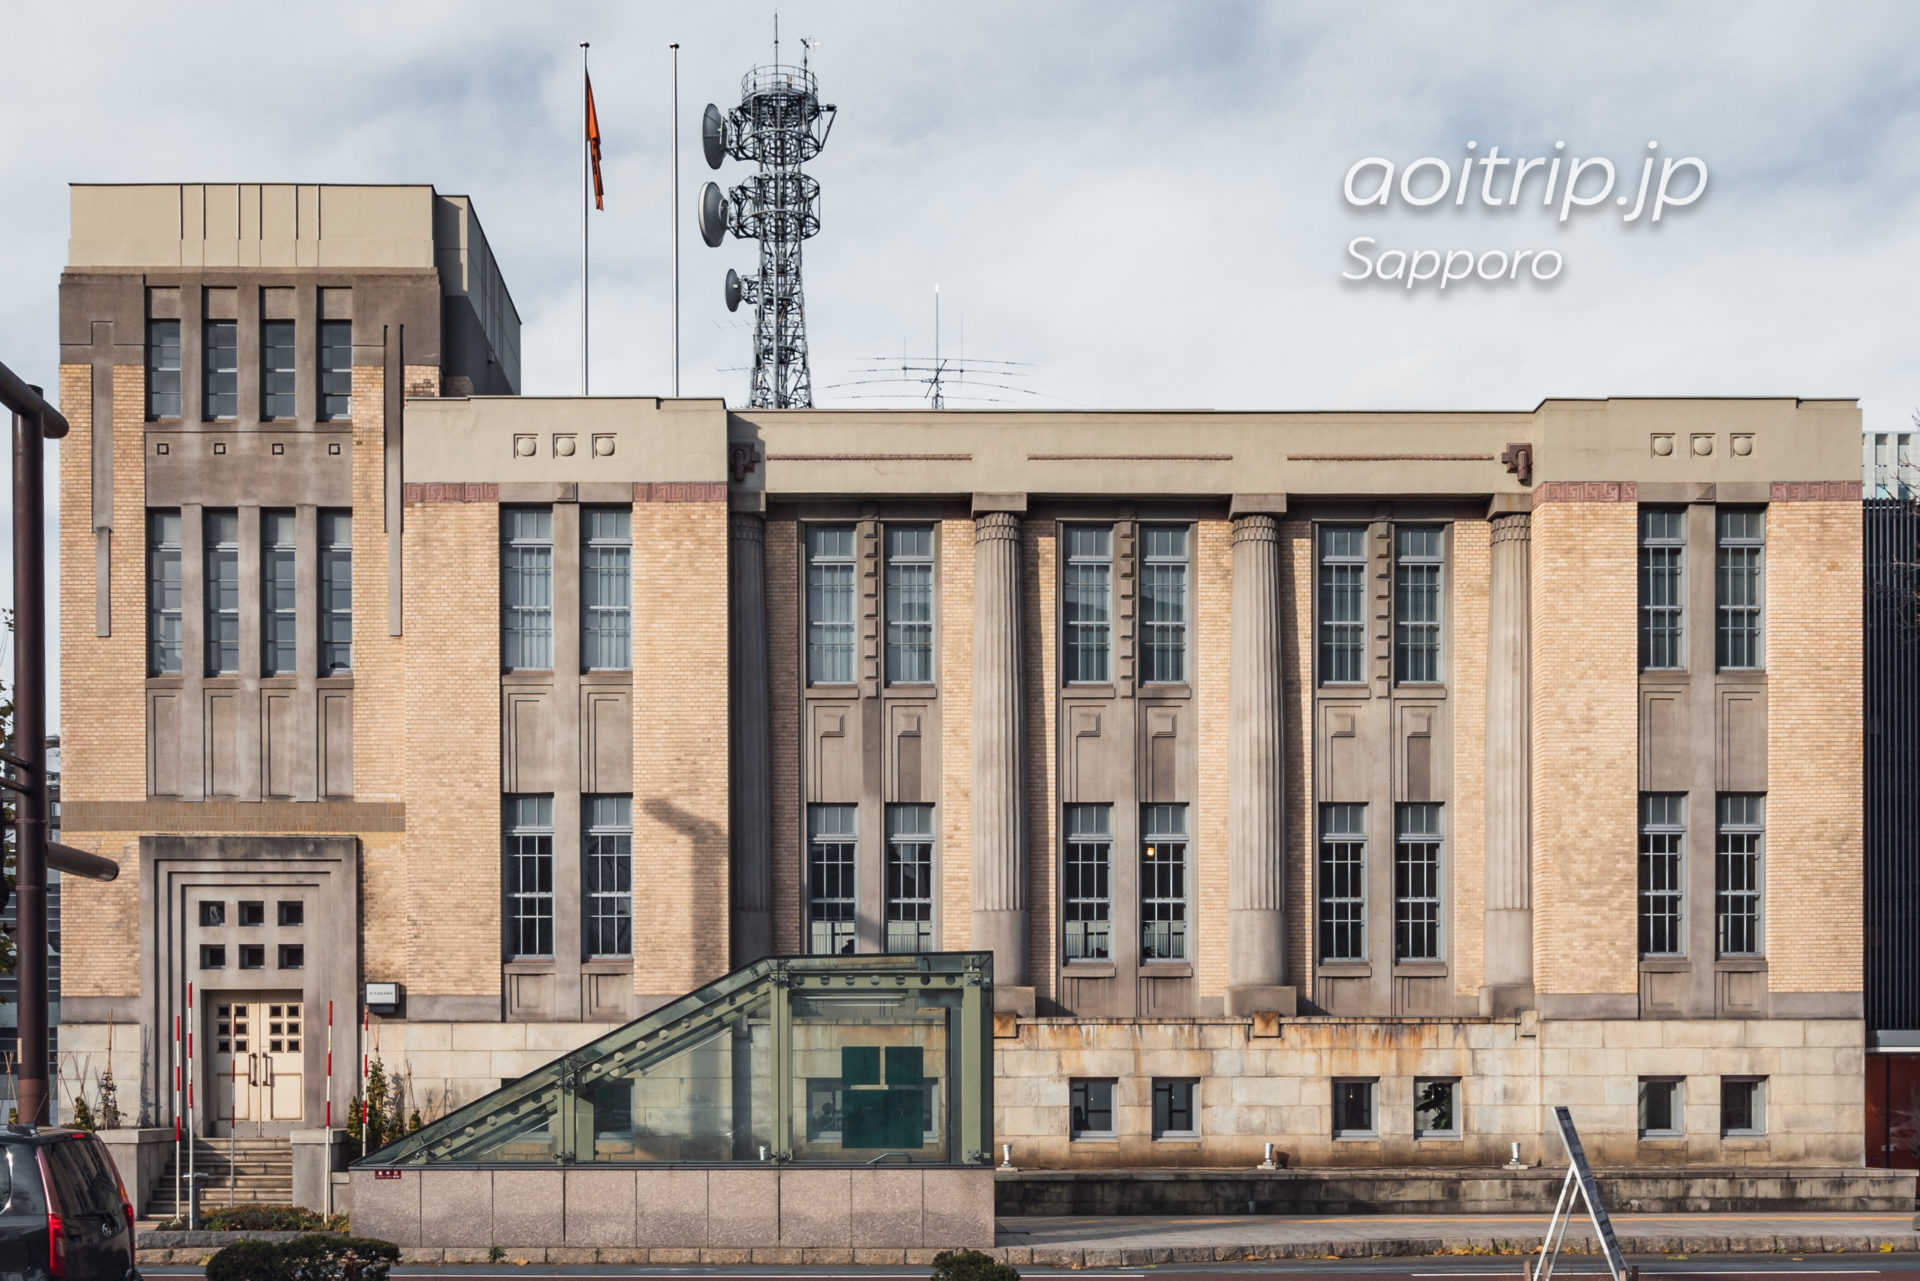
[133,1232,1920,1268]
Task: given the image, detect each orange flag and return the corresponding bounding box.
[586,71,605,210]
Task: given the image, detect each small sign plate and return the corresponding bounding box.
[372,1169,403,1181]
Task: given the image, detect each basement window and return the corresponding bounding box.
[1070,1078,1115,1139]
[1152,1079,1197,1139]
[1333,1078,1377,1139]
[1720,1077,1765,1137]
[1639,1077,1684,1137]
[1414,1077,1460,1138]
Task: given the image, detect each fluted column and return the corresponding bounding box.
[1483,510,1534,1010]
[728,513,773,965]
[1227,514,1289,1010]
[971,510,1028,989]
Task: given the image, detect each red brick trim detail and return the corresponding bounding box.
[1770,481,1861,501]
[635,481,728,502]
[403,482,499,504]
[1533,481,1638,503]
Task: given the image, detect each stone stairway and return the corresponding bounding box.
[144,1137,294,1219]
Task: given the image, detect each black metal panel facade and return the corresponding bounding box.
[1865,498,1920,1038]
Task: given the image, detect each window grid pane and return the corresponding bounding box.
[585,795,633,957]
[1141,526,1189,684]
[807,527,856,684]
[582,507,632,671]
[884,526,935,684]
[1319,803,1367,961]
[1140,803,1188,960]
[1319,527,1367,684]
[885,803,935,953]
[1393,526,1442,684]
[1716,509,1764,670]
[262,509,297,674]
[808,804,858,954]
[1640,508,1686,670]
[502,508,554,670]
[1070,1079,1115,1136]
[1394,803,1442,962]
[204,509,240,674]
[146,320,181,419]
[204,320,237,419]
[1639,793,1686,957]
[1152,1079,1195,1135]
[1716,793,1763,957]
[261,320,296,420]
[1064,527,1112,683]
[319,320,352,421]
[148,510,183,675]
[1064,804,1112,960]
[319,510,353,673]
[506,796,555,959]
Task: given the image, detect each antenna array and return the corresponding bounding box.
[697,28,836,409]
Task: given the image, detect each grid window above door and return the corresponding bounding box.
[585,794,633,958]
[807,804,857,955]
[885,803,935,954]
[1140,803,1189,961]
[505,795,555,959]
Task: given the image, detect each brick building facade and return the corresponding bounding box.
[56,185,1867,1171]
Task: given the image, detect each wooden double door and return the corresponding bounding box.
[211,1000,305,1134]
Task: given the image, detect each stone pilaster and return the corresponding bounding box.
[970,510,1029,1001]
[1226,514,1295,1015]
[729,513,773,965]
[1483,510,1534,1013]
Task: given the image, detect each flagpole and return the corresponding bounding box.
[581,40,590,396]
[670,42,681,398]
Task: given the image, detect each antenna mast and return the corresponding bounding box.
[696,23,837,408]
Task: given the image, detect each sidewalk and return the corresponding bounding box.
[992,1212,1920,1270]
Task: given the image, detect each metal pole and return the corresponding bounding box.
[671,41,681,398]
[581,41,591,397]
[12,395,47,1129]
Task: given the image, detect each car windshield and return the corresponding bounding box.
[0,1144,41,1218]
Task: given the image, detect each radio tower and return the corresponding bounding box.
[697,22,836,408]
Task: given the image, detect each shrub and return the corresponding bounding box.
[206,1235,397,1281]
[931,1248,1020,1281]
[154,1204,345,1233]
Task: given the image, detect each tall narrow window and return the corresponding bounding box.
[146,320,181,420]
[1639,508,1686,670]
[1140,803,1189,960]
[885,804,935,953]
[584,795,633,958]
[582,507,632,671]
[505,796,555,958]
[261,320,296,420]
[502,508,553,671]
[1063,804,1112,961]
[1716,509,1764,670]
[1319,526,1367,684]
[807,805,857,954]
[806,526,856,684]
[1394,803,1443,961]
[319,320,352,421]
[319,510,352,673]
[204,509,239,675]
[203,320,238,420]
[147,510,182,675]
[262,509,296,674]
[1319,803,1367,961]
[884,525,935,684]
[1639,793,1686,957]
[1394,526,1443,683]
[1140,525,1190,684]
[1716,794,1763,957]
[1063,526,1113,683]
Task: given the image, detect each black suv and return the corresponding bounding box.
[0,1128,137,1281]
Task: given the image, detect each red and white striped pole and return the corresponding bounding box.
[171,1011,181,1215]
[324,1000,334,1130]
[360,1006,370,1158]
[184,982,195,1209]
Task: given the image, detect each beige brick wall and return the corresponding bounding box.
[352,364,406,803]
[1193,519,1231,998]
[631,499,732,992]
[58,364,147,999]
[1450,518,1490,997]
[1530,500,1639,997]
[1280,520,1315,986]
[1765,501,1863,993]
[766,517,802,956]
[1021,521,1058,1005]
[939,517,975,952]
[402,499,499,997]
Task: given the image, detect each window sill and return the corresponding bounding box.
[146,674,185,687]
[1316,962,1372,978]
[1062,962,1117,979]
[1638,957,1691,973]
[1062,683,1117,699]
[1139,683,1192,699]
[1393,961,1448,978]
[1140,961,1194,978]
[1151,1134,1202,1144]
[581,668,633,683]
[1332,1133,1380,1142]
[1390,684,1448,700]
[1637,1134,1686,1143]
[1714,956,1767,972]
[883,682,938,695]
[1069,1134,1118,1144]
[1721,1132,1767,1143]
[1415,1132,1463,1142]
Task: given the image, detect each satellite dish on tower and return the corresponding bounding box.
[702,103,727,170]
[697,182,729,247]
[724,268,743,313]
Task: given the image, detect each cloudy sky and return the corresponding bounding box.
[4,1,1918,721]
